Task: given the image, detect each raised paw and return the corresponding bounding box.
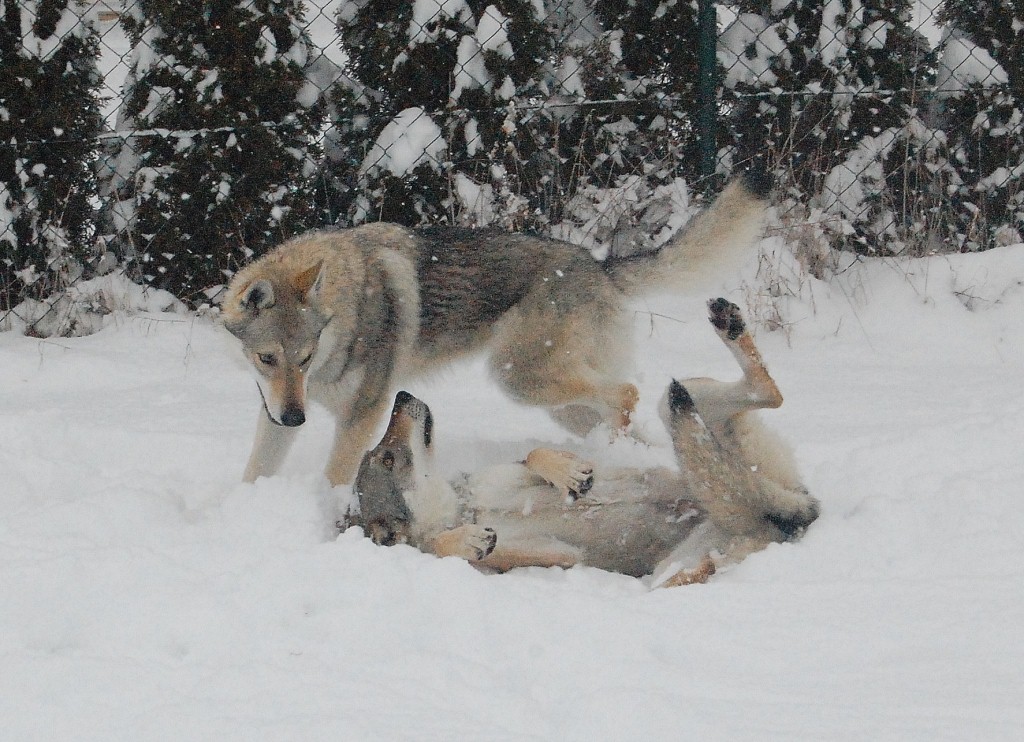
[525,449,595,500]
[708,298,745,341]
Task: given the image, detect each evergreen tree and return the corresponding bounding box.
[308,65,367,227]
[101,0,326,304]
[721,0,938,254]
[0,0,102,308]
[332,0,553,228]
[332,0,692,259]
[936,0,1024,250]
[595,0,707,185]
[555,0,717,257]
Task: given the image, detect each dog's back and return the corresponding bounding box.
[410,227,612,364]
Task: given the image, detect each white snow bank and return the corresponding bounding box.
[0,272,185,337]
[1,243,1023,739]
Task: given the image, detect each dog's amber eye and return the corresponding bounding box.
[298,352,314,367]
[258,353,277,367]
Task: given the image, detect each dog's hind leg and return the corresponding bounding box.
[658,370,816,582]
[477,536,583,572]
[685,298,783,430]
[688,299,816,523]
[548,381,640,434]
[654,532,774,587]
[658,555,717,587]
[491,330,639,434]
[490,289,638,435]
[663,380,763,533]
[242,407,300,483]
[496,363,639,436]
[758,479,820,537]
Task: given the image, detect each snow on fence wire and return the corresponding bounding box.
[2,0,1023,335]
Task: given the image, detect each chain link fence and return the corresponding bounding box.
[2,0,1022,334]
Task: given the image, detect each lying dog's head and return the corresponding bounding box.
[222,261,331,428]
[353,391,434,545]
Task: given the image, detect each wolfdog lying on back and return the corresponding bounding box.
[221,170,771,487]
[349,299,819,586]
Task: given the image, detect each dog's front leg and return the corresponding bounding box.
[242,407,300,483]
[325,403,389,486]
[524,449,594,499]
[431,525,498,561]
[477,536,582,572]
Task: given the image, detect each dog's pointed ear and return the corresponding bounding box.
[294,260,325,302]
[667,379,695,413]
[241,279,275,314]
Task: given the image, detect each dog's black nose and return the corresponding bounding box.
[280,407,306,427]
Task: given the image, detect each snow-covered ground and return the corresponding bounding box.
[1,240,1022,740]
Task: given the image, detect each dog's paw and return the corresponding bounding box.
[708,298,745,341]
[660,556,717,587]
[559,456,595,500]
[433,525,497,561]
[463,526,498,561]
[525,449,595,500]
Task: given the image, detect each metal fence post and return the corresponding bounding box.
[696,0,718,192]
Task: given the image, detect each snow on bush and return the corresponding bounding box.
[719,14,790,87]
[1,272,185,337]
[100,0,326,303]
[359,108,446,178]
[935,30,1009,98]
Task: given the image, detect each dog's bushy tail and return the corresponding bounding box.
[605,167,772,295]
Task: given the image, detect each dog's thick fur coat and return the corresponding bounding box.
[222,172,771,485]
[350,300,819,585]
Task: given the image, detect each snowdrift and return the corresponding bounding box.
[1,243,1022,740]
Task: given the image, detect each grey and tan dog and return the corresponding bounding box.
[221,171,771,486]
[350,300,819,586]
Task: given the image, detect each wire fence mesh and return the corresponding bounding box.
[2,0,1022,333]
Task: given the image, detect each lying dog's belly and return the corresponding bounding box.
[465,467,706,577]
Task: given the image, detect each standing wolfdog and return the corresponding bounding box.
[350,299,819,586]
[222,171,771,486]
